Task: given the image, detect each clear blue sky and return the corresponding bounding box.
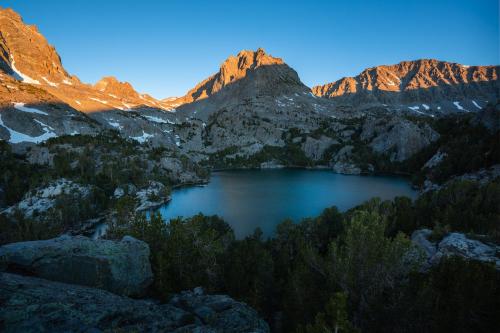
[2,0,498,99]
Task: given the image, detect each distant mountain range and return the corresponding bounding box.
[313,59,497,112]
[0,6,498,171]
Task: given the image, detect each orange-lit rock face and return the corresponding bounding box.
[312,59,498,104]
[0,8,71,85]
[94,77,140,101]
[0,7,172,115]
[164,48,294,108]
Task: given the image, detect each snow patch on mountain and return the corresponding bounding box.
[0,114,57,143]
[33,119,54,131]
[42,76,58,87]
[10,57,41,85]
[130,131,154,143]
[108,121,123,130]
[89,97,108,105]
[143,115,169,124]
[453,101,468,111]
[12,102,48,115]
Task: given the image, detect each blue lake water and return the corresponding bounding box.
[155,169,417,238]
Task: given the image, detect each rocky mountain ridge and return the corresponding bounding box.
[312,59,499,115]
[0,6,498,176]
[0,7,182,147]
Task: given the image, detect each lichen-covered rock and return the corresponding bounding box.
[0,235,153,296]
[0,273,270,333]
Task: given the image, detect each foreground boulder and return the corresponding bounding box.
[0,273,270,333]
[0,235,152,296]
[411,229,500,269]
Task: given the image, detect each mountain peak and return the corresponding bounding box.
[222,48,284,73]
[0,7,70,85]
[168,48,298,107]
[94,76,140,100]
[0,7,22,21]
[216,48,283,90]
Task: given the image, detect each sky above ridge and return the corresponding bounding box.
[2,0,498,99]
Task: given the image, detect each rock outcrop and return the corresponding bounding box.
[301,135,337,161]
[329,145,363,174]
[0,273,270,333]
[422,164,500,192]
[361,117,440,162]
[1,178,92,219]
[135,180,170,211]
[0,235,153,296]
[411,229,500,269]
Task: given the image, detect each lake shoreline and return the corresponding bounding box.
[155,169,418,239]
[211,165,415,180]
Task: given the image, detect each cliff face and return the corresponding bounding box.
[0,8,71,86]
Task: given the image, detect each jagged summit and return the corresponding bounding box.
[94,76,140,100]
[0,7,168,112]
[312,59,498,106]
[0,7,179,146]
[165,48,306,109]
[0,7,71,85]
[217,48,284,82]
[210,48,285,94]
